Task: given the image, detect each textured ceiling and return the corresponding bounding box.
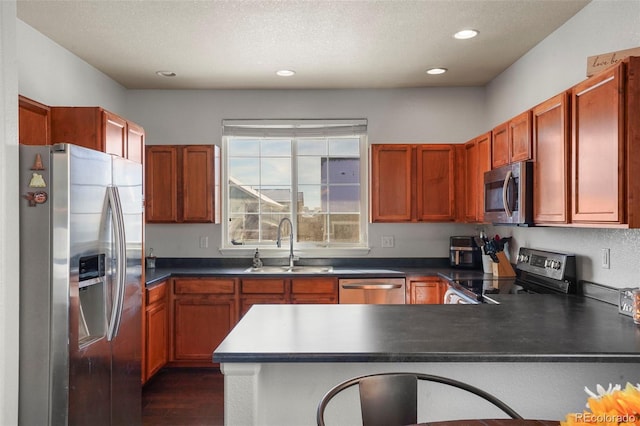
[17,0,590,90]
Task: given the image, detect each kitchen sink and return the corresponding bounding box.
[244,265,334,274]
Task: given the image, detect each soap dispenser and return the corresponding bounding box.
[252,248,263,269]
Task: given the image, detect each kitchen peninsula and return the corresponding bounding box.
[213,298,640,426]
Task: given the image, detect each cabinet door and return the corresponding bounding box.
[533,93,570,224]
[240,296,287,318]
[145,301,168,381]
[291,278,338,304]
[146,146,178,222]
[240,278,287,317]
[571,64,625,223]
[416,145,455,221]
[172,297,236,361]
[370,144,413,222]
[103,111,127,158]
[476,132,492,222]
[463,140,478,222]
[18,96,51,146]
[182,145,215,222]
[509,110,532,163]
[51,107,102,151]
[144,281,168,383]
[491,122,509,169]
[127,122,145,164]
[408,277,443,304]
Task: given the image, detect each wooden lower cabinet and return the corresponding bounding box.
[407,276,445,304]
[170,277,238,365]
[240,278,287,317]
[291,277,338,304]
[240,277,338,315]
[143,280,168,383]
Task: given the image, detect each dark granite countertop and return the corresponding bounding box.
[143,257,476,286]
[213,295,640,363]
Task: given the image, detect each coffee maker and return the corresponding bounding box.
[449,236,482,269]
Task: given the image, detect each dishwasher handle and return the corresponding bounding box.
[341,283,403,290]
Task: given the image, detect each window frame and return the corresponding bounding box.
[220,121,370,257]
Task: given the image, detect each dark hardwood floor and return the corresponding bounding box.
[142,368,224,426]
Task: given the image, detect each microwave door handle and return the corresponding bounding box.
[502,170,513,217]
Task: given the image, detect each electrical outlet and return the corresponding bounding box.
[381,236,395,248]
[199,236,209,249]
[601,248,610,269]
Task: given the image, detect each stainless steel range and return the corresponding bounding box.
[444,247,577,304]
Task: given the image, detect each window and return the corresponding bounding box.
[222,119,368,252]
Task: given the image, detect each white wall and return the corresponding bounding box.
[1,1,19,424]
[17,19,127,115]
[485,0,640,288]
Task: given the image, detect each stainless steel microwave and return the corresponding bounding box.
[483,161,533,225]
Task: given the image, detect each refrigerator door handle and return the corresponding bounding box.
[107,186,127,341]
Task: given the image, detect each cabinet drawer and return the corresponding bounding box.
[174,278,236,295]
[146,282,167,305]
[242,279,286,294]
[292,278,337,294]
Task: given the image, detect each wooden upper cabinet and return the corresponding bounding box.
[492,111,532,168]
[463,139,479,222]
[461,132,491,223]
[416,145,455,221]
[571,62,625,224]
[146,145,220,223]
[491,122,509,168]
[182,146,215,222]
[509,110,533,162]
[18,95,51,146]
[103,111,127,158]
[533,92,570,224]
[50,106,144,163]
[476,132,492,221]
[146,145,179,222]
[371,144,455,222]
[370,144,412,222]
[127,121,145,164]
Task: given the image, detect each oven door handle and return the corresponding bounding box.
[502,170,513,217]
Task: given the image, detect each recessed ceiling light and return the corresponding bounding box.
[426,68,447,75]
[155,71,176,77]
[454,29,479,40]
[276,69,296,77]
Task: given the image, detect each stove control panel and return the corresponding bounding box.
[515,247,576,282]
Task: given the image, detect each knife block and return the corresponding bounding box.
[491,252,516,277]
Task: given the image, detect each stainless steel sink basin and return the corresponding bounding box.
[244,265,334,274]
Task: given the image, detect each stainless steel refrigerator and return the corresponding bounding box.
[19,144,143,426]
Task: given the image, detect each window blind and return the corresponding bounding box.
[222,119,367,138]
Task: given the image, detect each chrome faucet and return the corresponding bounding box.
[276,217,296,268]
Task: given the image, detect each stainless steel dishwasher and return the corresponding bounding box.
[338,278,406,304]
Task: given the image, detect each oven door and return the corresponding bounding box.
[443,287,479,304]
[483,161,533,225]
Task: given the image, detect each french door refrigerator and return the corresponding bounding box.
[19,144,143,426]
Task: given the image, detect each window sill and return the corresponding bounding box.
[218,246,371,258]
